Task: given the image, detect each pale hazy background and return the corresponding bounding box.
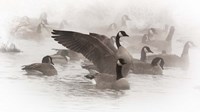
[0,0,200,41]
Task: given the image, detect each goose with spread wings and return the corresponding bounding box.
[51,30,132,77]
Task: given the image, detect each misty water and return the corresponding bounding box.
[1,0,200,112]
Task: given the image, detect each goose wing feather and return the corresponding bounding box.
[52,30,117,74]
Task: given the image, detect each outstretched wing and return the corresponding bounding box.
[89,32,117,53]
[52,30,117,75]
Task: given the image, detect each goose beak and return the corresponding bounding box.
[124,34,129,37]
[149,51,153,53]
[127,17,131,21]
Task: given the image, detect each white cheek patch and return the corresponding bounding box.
[149,29,154,35]
[188,42,193,47]
[144,48,148,53]
[118,32,123,37]
[91,79,96,85]
[157,59,161,65]
[48,57,51,63]
[117,60,122,66]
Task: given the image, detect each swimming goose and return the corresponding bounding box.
[132,46,154,63]
[108,15,131,31]
[22,56,57,76]
[85,58,130,90]
[142,26,175,53]
[0,42,21,53]
[131,57,164,75]
[50,49,69,64]
[52,30,132,77]
[146,41,195,69]
[149,24,169,40]
[52,48,85,61]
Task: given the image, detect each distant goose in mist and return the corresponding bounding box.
[131,57,164,75]
[146,41,195,69]
[22,56,57,76]
[132,46,154,63]
[142,26,175,53]
[149,24,169,40]
[85,58,130,90]
[108,15,131,31]
[59,20,69,29]
[12,15,52,40]
[50,49,69,64]
[126,32,157,53]
[51,48,84,61]
[52,30,132,77]
[0,42,21,53]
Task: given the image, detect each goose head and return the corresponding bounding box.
[122,15,131,21]
[42,56,54,65]
[116,31,129,48]
[140,46,153,62]
[181,41,196,57]
[117,58,127,66]
[108,23,118,30]
[117,31,129,38]
[151,57,165,69]
[121,15,131,27]
[142,46,153,53]
[142,34,150,43]
[185,41,195,47]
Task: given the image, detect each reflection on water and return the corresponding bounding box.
[0,38,200,112]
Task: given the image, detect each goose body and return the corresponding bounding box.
[146,41,194,69]
[131,57,164,75]
[85,59,130,90]
[143,26,175,53]
[52,30,132,77]
[50,49,69,64]
[22,56,57,76]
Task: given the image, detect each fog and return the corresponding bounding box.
[0,1,200,112]
[0,0,200,40]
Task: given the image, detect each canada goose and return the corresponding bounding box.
[22,56,57,76]
[146,41,195,69]
[132,46,154,63]
[50,49,69,64]
[59,20,69,29]
[0,42,21,53]
[85,58,130,90]
[108,15,131,31]
[52,30,132,77]
[11,15,51,40]
[51,48,85,61]
[142,26,175,53]
[125,29,157,53]
[149,24,169,40]
[131,57,164,75]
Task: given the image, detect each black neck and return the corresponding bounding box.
[140,49,146,62]
[165,26,175,41]
[181,44,189,57]
[142,34,147,43]
[116,34,121,48]
[121,18,127,27]
[116,64,123,80]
